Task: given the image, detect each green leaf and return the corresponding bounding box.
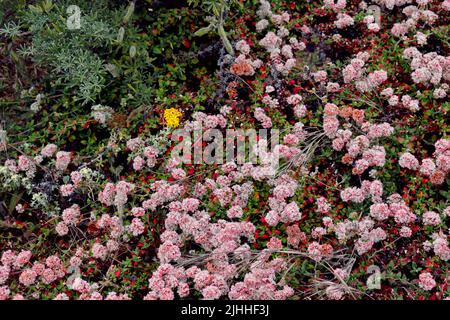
[194,25,213,37]
[153,46,162,54]
[29,4,43,14]
[8,192,23,215]
[218,24,234,55]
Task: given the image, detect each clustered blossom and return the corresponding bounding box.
[399,226,412,238]
[62,204,81,225]
[342,53,388,93]
[60,184,74,197]
[264,175,301,226]
[98,181,135,211]
[316,197,331,214]
[418,272,436,291]
[0,250,67,291]
[91,243,108,260]
[230,54,256,76]
[254,1,304,76]
[399,152,419,170]
[254,108,272,128]
[431,232,450,261]
[400,139,449,185]
[404,47,450,87]
[228,256,294,300]
[127,138,159,171]
[55,222,69,236]
[422,211,441,226]
[41,144,57,157]
[55,151,71,171]
[324,0,347,11]
[287,94,307,118]
[364,15,380,32]
[307,242,333,262]
[334,13,354,29]
[128,218,145,236]
[322,99,392,179]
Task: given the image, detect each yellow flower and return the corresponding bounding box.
[163,108,182,128]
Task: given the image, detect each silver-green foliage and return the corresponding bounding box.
[188,0,241,55]
[16,0,132,103]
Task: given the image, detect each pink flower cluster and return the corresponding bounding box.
[324,0,346,12]
[404,47,450,86]
[316,197,331,214]
[401,139,449,185]
[265,175,301,226]
[254,108,272,128]
[41,143,57,157]
[55,151,71,171]
[255,2,302,75]
[307,241,333,262]
[132,145,159,171]
[418,272,436,291]
[432,232,450,261]
[399,152,419,170]
[334,13,354,29]
[98,181,135,209]
[61,204,81,226]
[228,255,294,300]
[0,250,66,289]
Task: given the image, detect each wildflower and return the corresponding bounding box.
[60,184,74,197]
[420,159,436,176]
[256,19,269,32]
[433,236,450,261]
[423,211,441,226]
[267,237,283,249]
[92,243,108,260]
[55,151,71,171]
[399,226,412,238]
[62,204,81,226]
[71,171,82,187]
[126,137,143,151]
[157,242,181,263]
[129,218,145,236]
[132,156,145,171]
[335,13,354,29]
[41,144,57,157]
[0,286,10,300]
[230,55,255,76]
[14,250,32,268]
[164,108,183,128]
[53,293,69,300]
[56,222,69,236]
[227,206,244,219]
[259,32,282,52]
[1,250,16,267]
[0,266,10,285]
[19,269,37,287]
[316,197,331,214]
[71,277,91,293]
[399,152,419,170]
[418,272,436,291]
[430,170,445,185]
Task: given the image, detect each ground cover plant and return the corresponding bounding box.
[0,0,449,300]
